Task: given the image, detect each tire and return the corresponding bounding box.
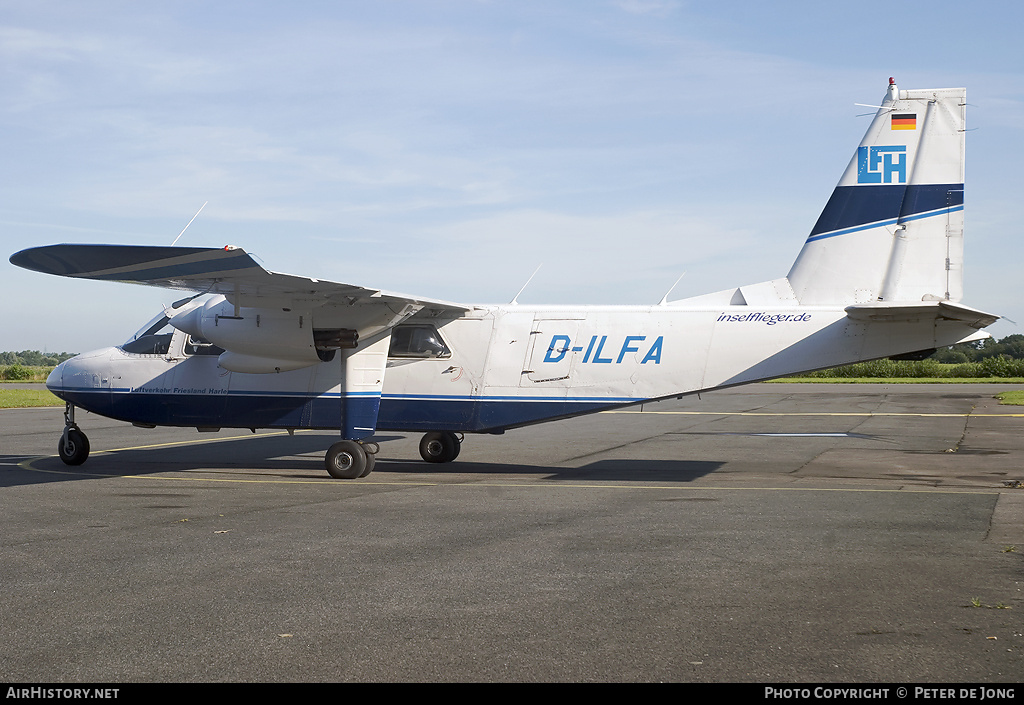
[358,450,375,478]
[325,440,367,479]
[57,429,90,466]
[419,431,460,464]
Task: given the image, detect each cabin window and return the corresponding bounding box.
[388,325,451,359]
[120,315,174,356]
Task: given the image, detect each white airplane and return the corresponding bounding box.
[11,79,999,478]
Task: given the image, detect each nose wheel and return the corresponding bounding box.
[58,403,90,466]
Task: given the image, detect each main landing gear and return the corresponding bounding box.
[418,431,462,464]
[325,440,379,479]
[323,431,463,479]
[58,403,90,466]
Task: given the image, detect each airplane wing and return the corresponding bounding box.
[10,243,470,313]
[844,301,1000,329]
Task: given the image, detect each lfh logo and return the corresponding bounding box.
[857,145,906,184]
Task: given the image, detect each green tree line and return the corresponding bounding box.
[1,351,78,367]
[930,334,1024,364]
[1,351,78,381]
[801,334,1024,379]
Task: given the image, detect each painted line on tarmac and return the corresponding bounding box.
[19,464,442,487]
[18,429,319,476]
[17,451,1004,495]
[607,410,1024,417]
[11,460,1004,495]
[97,429,303,454]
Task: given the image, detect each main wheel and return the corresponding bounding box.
[358,451,376,478]
[419,431,461,464]
[325,440,367,479]
[57,429,90,466]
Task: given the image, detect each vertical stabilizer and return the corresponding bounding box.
[787,80,966,305]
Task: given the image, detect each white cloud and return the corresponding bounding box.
[608,0,682,18]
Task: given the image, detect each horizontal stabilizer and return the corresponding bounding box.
[845,301,999,328]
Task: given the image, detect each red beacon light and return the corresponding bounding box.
[889,76,896,85]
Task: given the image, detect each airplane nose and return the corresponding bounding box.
[45,361,65,393]
[49,348,115,395]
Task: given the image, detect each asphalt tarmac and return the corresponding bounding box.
[1,383,1022,682]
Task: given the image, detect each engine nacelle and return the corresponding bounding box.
[169,297,356,373]
[216,352,317,374]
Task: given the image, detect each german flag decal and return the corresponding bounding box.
[891,113,917,130]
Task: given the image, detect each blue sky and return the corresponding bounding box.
[3,0,1022,352]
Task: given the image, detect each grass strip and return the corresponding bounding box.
[0,388,64,408]
[996,391,1024,406]
[769,377,1024,384]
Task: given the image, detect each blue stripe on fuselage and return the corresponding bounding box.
[50,389,633,434]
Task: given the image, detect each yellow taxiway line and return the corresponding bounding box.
[605,410,1024,417]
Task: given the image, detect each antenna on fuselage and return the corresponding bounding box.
[657,272,686,306]
[510,264,542,305]
[171,201,208,246]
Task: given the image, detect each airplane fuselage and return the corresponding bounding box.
[47,300,972,435]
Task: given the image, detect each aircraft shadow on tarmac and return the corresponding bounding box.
[6,433,724,486]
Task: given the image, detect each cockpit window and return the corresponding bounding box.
[120,314,174,356]
[388,325,451,359]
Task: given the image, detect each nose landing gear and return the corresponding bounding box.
[58,403,90,466]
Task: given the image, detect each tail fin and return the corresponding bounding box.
[788,79,966,306]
